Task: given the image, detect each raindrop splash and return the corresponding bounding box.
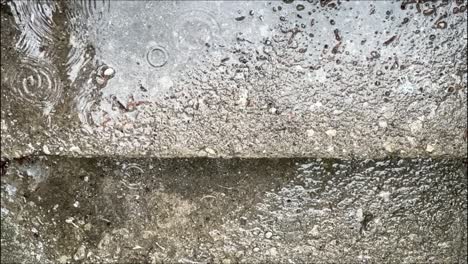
[7,58,62,114]
[146,46,169,68]
[173,9,221,51]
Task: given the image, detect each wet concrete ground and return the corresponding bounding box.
[1,156,467,263]
[1,0,467,263]
[1,0,467,158]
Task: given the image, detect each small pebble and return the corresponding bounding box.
[73,245,86,261]
[42,145,51,155]
[265,231,273,239]
[378,121,387,128]
[306,129,315,137]
[426,144,435,152]
[103,67,115,77]
[69,146,82,153]
[205,147,216,155]
[325,129,337,137]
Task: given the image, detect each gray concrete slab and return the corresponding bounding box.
[1,0,467,158]
[1,156,466,263]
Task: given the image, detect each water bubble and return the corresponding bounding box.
[235,16,246,21]
[8,58,62,113]
[146,46,168,68]
[296,4,305,11]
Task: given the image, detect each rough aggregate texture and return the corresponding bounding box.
[1,156,467,263]
[0,0,467,159]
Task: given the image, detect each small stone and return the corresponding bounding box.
[42,145,51,155]
[269,107,278,114]
[325,129,337,137]
[253,247,260,252]
[73,201,80,208]
[265,231,273,239]
[309,225,319,237]
[378,121,387,128]
[73,245,86,261]
[383,141,393,152]
[306,129,315,137]
[103,67,115,77]
[84,223,92,231]
[426,144,435,152]
[69,146,82,153]
[205,147,216,155]
[356,208,364,221]
[57,255,70,264]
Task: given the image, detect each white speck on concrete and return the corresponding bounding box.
[309,225,320,237]
[42,145,51,155]
[1,207,10,216]
[5,184,17,197]
[73,245,86,261]
[383,141,393,152]
[315,68,326,83]
[325,129,337,137]
[378,191,391,202]
[103,67,115,77]
[398,77,415,94]
[406,136,416,146]
[205,147,216,155]
[378,121,387,128]
[438,242,449,248]
[306,129,315,137]
[265,231,273,239]
[409,120,423,134]
[58,255,70,264]
[426,144,435,152]
[356,208,364,221]
[73,201,80,208]
[69,146,82,153]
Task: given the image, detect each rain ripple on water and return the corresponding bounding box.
[6,58,62,115]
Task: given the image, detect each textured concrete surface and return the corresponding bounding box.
[1,156,467,263]
[1,1,468,263]
[1,0,467,158]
